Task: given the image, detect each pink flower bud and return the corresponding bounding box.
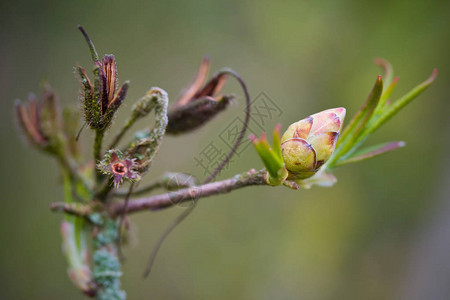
[281,108,346,179]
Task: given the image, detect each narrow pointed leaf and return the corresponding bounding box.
[338,69,436,164]
[374,58,394,87]
[337,75,383,147]
[77,25,99,62]
[336,141,405,166]
[374,76,399,116]
[367,69,437,135]
[329,76,383,167]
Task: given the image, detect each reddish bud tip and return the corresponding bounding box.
[429,68,438,82]
[421,68,438,86]
[260,132,267,142]
[274,123,282,133]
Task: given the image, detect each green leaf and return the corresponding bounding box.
[335,141,405,166]
[366,69,437,134]
[328,75,383,167]
[374,76,398,117]
[374,58,394,87]
[340,69,436,164]
[337,75,383,146]
[251,134,281,178]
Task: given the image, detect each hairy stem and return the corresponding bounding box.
[94,129,105,183]
[94,130,104,163]
[110,87,168,152]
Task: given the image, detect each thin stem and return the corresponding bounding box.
[75,121,87,141]
[94,129,105,182]
[202,69,252,184]
[94,130,104,162]
[108,116,135,149]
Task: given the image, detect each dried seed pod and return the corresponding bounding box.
[166,57,233,134]
[77,27,129,131]
[15,85,63,154]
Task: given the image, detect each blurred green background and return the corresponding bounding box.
[1,0,449,299]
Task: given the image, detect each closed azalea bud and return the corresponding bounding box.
[281,108,346,179]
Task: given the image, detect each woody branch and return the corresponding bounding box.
[50,169,266,217]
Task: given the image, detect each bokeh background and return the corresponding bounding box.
[1,0,449,299]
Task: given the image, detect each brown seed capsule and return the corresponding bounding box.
[166,57,232,134]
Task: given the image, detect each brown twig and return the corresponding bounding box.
[111,169,266,216]
[50,169,267,218]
